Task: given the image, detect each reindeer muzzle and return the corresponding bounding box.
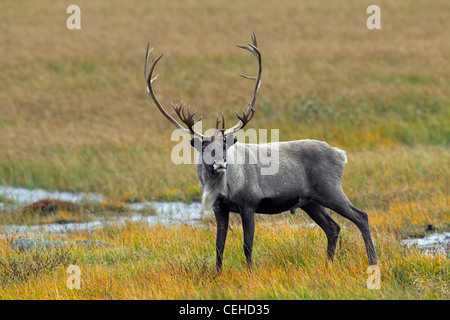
[213,160,227,173]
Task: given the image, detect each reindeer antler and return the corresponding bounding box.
[144,33,262,140]
[224,32,262,136]
[171,101,203,135]
[144,43,204,139]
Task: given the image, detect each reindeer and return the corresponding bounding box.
[144,33,378,271]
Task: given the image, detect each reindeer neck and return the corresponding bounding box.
[200,169,227,211]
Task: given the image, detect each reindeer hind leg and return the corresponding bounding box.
[301,201,341,261]
[312,189,378,265]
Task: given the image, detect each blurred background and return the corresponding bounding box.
[0,0,448,216]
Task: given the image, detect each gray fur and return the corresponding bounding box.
[196,138,378,270]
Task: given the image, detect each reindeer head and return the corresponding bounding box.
[190,134,238,174]
[144,33,262,173]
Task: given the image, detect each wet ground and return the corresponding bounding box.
[0,185,204,237]
[402,232,449,256]
[1,185,448,255]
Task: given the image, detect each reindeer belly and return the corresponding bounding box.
[255,195,305,214]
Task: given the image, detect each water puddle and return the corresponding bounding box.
[0,185,103,205]
[1,186,449,255]
[1,205,205,238]
[0,186,205,237]
[402,232,449,255]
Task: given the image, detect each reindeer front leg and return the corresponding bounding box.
[214,206,230,272]
[241,211,255,269]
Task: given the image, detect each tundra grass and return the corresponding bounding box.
[0,0,448,300]
[0,220,448,300]
[0,0,449,200]
[0,145,447,238]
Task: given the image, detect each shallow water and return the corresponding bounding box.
[1,186,449,255]
[1,205,206,238]
[2,207,206,238]
[402,232,450,255]
[0,185,103,204]
[0,186,205,237]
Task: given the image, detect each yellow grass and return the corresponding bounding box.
[0,221,448,299]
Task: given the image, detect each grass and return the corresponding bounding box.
[0,246,73,287]
[0,219,448,299]
[0,0,448,299]
[1,0,449,199]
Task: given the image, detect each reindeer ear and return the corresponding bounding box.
[190,138,202,152]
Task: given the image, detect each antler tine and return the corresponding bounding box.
[171,101,203,134]
[221,112,225,137]
[222,112,225,132]
[212,113,227,139]
[234,106,255,124]
[224,33,262,136]
[144,45,163,87]
[251,31,257,47]
[144,42,204,139]
[239,74,257,80]
[237,43,260,81]
[215,113,221,129]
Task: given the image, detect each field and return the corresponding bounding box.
[0,0,449,300]
[0,220,448,299]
